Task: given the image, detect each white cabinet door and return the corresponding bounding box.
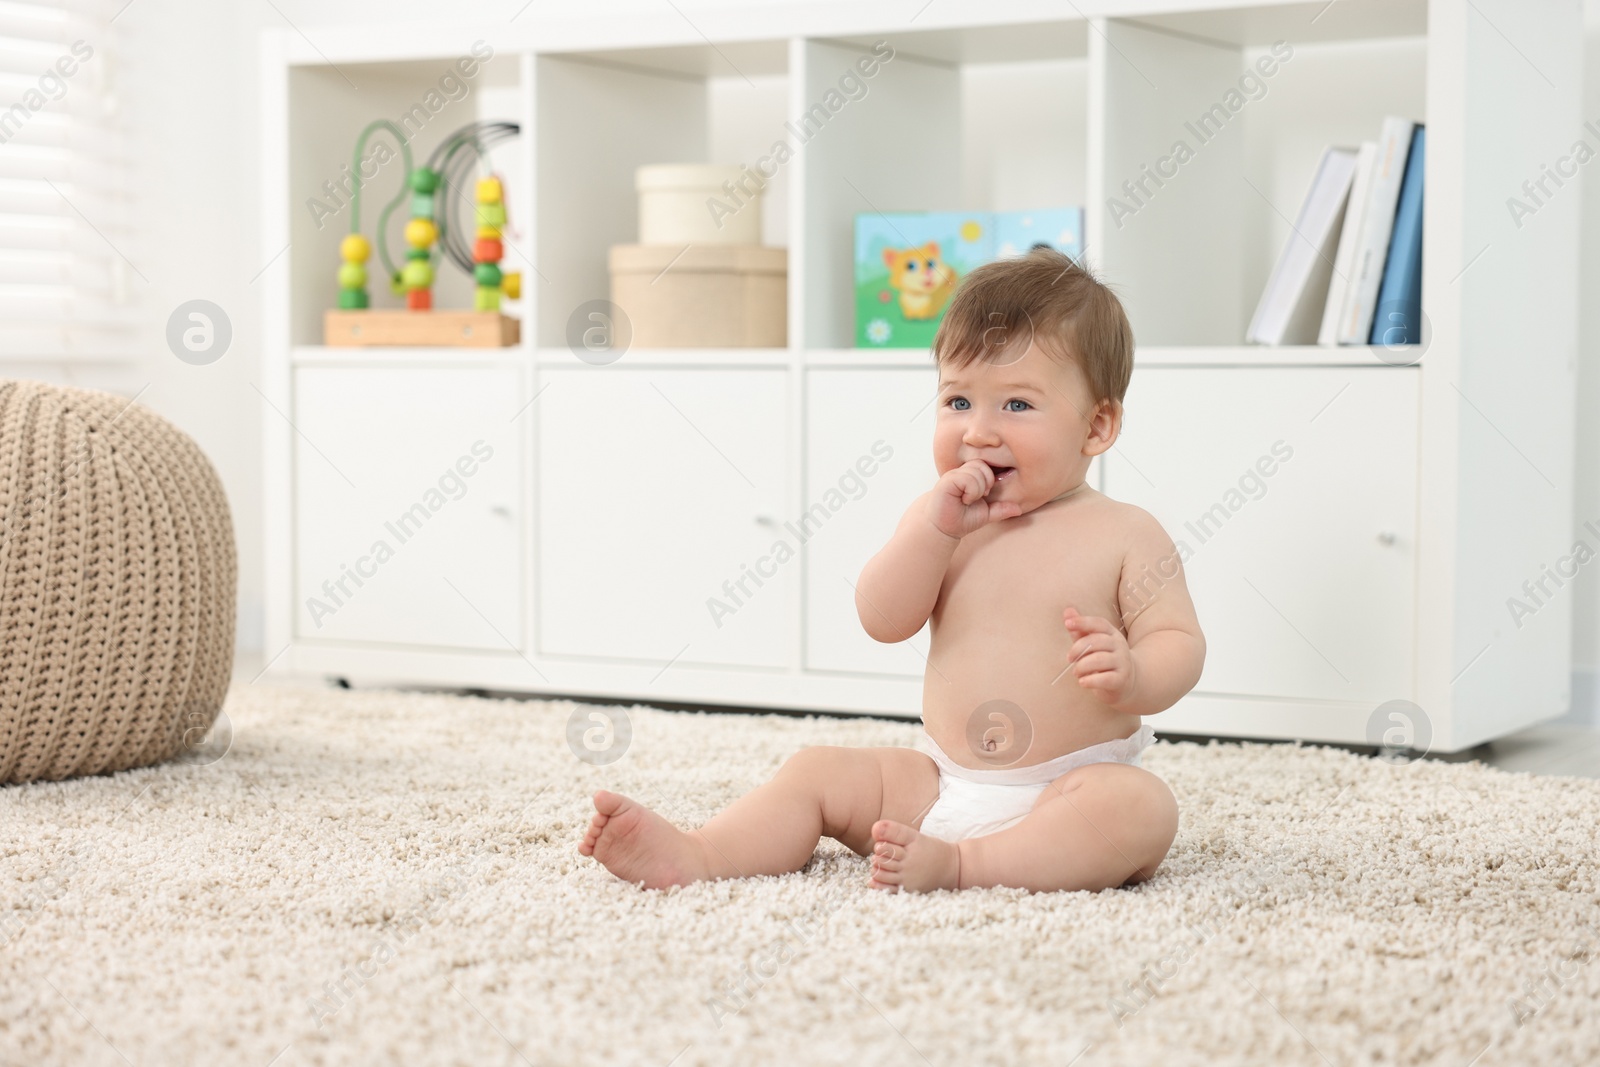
[804,368,939,676]
[536,367,791,669]
[293,363,525,650]
[1101,367,1418,704]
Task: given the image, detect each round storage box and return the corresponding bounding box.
[610,244,786,348]
[636,163,764,246]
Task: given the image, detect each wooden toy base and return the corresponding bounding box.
[323,310,521,348]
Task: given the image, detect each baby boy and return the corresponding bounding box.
[580,248,1205,893]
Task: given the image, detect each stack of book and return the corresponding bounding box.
[1246,116,1425,347]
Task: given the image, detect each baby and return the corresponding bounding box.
[580,248,1205,894]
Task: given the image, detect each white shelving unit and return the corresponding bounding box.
[261,0,1583,752]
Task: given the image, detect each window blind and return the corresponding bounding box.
[0,0,136,361]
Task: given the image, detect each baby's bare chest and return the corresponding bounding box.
[933,511,1127,638]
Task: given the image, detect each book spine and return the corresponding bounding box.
[1320,141,1376,345]
[1369,125,1426,345]
[1339,117,1415,344]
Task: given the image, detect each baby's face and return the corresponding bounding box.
[933,341,1111,513]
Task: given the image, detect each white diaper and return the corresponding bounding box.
[915,723,1157,842]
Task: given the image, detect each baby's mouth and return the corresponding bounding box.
[985,463,1016,484]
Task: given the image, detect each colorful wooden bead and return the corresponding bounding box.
[502,271,521,300]
[474,202,506,229]
[410,192,435,219]
[474,262,502,288]
[476,176,503,204]
[473,237,503,263]
[337,288,368,309]
[340,234,370,263]
[407,288,432,310]
[473,287,500,311]
[408,168,440,195]
[404,217,438,250]
[337,263,367,289]
[400,258,434,290]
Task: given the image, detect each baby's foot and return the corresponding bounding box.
[579,790,709,889]
[868,819,961,893]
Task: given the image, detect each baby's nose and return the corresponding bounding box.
[963,420,1001,446]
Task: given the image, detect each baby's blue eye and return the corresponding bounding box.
[1005,399,1031,412]
[948,396,970,411]
[906,259,919,271]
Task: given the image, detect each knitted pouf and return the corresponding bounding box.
[0,380,236,785]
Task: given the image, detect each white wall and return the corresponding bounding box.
[55,1,1600,714]
[1574,1,1600,718]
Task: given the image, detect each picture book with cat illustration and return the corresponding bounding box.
[854,208,1083,348]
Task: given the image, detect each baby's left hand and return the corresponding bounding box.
[1062,608,1137,707]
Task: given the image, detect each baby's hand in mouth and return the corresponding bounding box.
[926,459,1022,539]
[982,461,1016,494]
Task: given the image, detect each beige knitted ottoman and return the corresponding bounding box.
[0,380,236,785]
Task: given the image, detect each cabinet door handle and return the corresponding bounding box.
[1377,530,1397,546]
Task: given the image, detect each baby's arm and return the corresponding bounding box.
[855,460,1020,643]
[1065,508,1205,715]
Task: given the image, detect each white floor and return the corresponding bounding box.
[231,650,1600,779]
[1477,720,1600,778]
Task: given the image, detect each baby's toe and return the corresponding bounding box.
[592,790,627,817]
[869,867,904,891]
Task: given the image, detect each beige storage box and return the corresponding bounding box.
[610,244,786,348]
[636,163,763,246]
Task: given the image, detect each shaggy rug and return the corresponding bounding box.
[1,683,1597,1067]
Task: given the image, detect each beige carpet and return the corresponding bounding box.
[2,683,1598,1067]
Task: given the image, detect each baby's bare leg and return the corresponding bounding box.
[580,746,938,889]
[870,763,1178,893]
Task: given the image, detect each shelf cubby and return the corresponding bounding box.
[284,55,528,348]
[531,42,790,349]
[1089,3,1427,348]
[795,28,1090,349]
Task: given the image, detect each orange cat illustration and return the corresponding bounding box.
[883,242,958,320]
